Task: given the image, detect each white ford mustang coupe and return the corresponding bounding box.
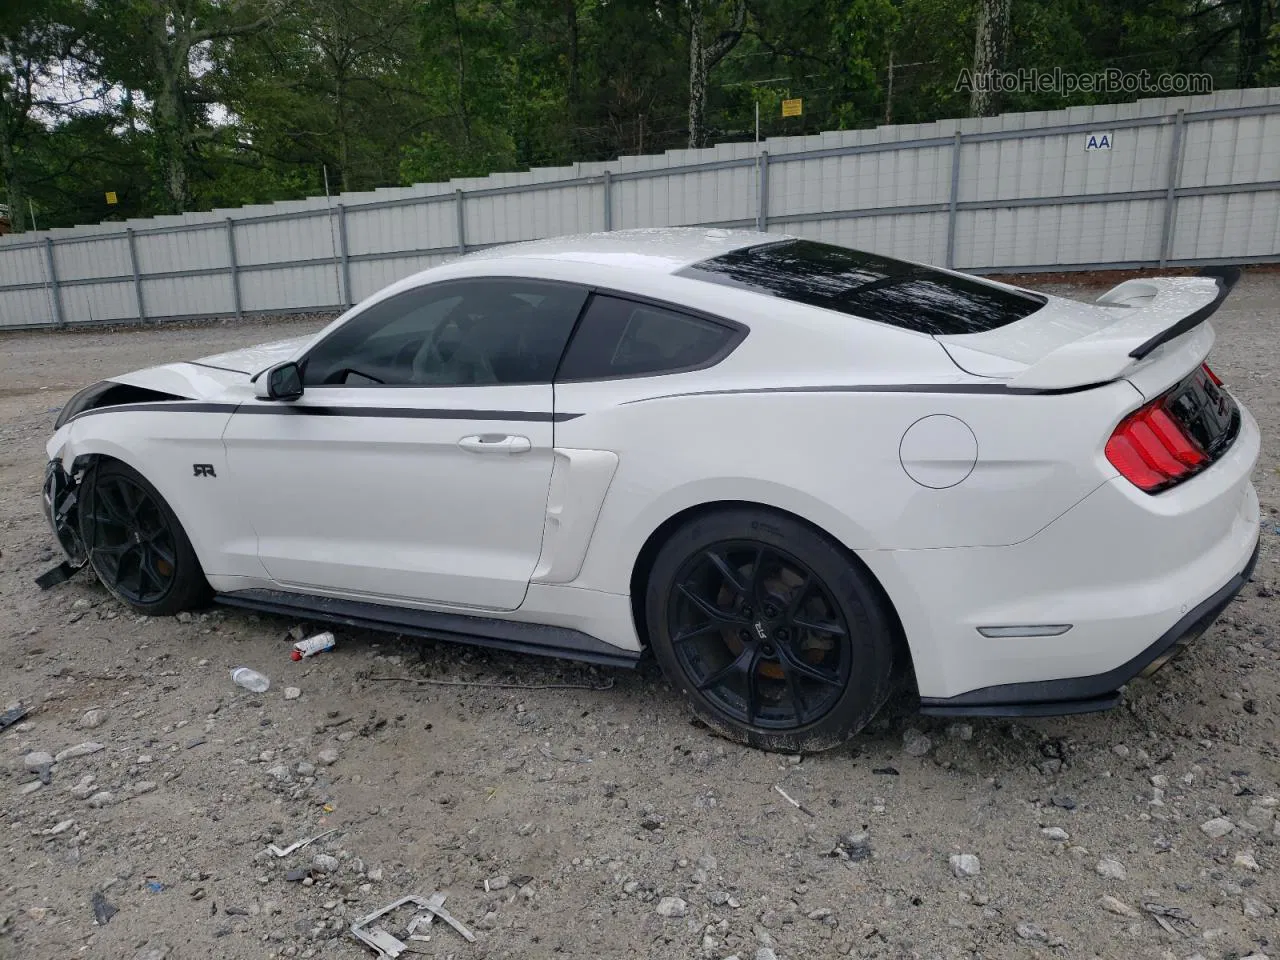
[41,228,1260,751]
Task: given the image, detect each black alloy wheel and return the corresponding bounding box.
[668,542,852,731]
[646,507,898,752]
[79,459,211,615]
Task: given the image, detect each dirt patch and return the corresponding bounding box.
[0,279,1277,960]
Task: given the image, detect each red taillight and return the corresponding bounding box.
[1106,397,1208,492]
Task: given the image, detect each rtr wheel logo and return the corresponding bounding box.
[753,621,767,640]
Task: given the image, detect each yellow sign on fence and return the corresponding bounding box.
[105,191,118,205]
[781,98,802,118]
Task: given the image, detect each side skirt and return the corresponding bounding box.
[214,588,642,669]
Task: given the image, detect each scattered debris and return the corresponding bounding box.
[350,893,474,957]
[872,766,899,776]
[91,891,117,925]
[283,687,301,700]
[1,705,31,733]
[230,667,270,693]
[145,881,164,894]
[266,829,336,858]
[292,632,336,660]
[284,868,307,883]
[773,784,815,817]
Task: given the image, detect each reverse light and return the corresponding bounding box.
[1106,395,1209,493]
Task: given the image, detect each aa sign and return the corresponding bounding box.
[1084,132,1113,151]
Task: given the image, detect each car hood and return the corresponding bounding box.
[102,336,313,402]
[194,336,313,374]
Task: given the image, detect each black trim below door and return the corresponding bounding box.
[214,588,641,669]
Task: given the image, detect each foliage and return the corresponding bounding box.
[1,0,1275,229]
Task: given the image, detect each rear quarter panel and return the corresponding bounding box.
[558,379,1146,597]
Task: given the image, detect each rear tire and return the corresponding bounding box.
[78,459,211,616]
[645,507,897,753]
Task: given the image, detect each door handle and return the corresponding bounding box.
[458,434,532,454]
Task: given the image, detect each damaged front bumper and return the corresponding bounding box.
[37,458,88,589]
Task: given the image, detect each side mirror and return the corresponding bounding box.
[254,361,304,401]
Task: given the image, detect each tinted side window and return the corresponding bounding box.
[303,279,588,387]
[677,239,1046,336]
[557,295,738,380]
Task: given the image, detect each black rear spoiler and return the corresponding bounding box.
[1128,265,1242,361]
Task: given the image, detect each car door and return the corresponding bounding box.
[222,277,588,611]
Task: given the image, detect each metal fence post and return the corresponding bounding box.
[43,237,65,328]
[945,131,963,269]
[336,203,352,307]
[126,227,146,321]
[602,170,613,231]
[455,190,466,255]
[756,151,770,232]
[225,218,243,319]
[1158,109,1187,267]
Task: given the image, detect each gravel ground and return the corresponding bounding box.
[0,278,1277,960]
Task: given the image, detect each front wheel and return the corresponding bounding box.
[77,459,211,616]
[645,508,898,753]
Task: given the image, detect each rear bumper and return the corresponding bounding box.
[917,534,1259,716]
[862,399,1261,709]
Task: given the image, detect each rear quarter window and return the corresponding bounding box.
[677,239,1046,336]
[557,295,742,380]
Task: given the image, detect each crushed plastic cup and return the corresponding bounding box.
[292,632,336,661]
[231,667,270,693]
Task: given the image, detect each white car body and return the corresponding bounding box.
[44,228,1260,715]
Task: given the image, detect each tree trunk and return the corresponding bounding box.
[1237,0,1265,87]
[450,0,471,148]
[0,102,26,234]
[148,16,190,213]
[688,4,707,149]
[686,0,747,150]
[970,0,1010,118]
[335,73,351,192]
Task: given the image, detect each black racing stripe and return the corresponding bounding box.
[234,404,580,422]
[69,401,237,424]
[68,400,580,424]
[620,381,1110,404]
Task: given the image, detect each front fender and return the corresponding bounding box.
[47,407,265,579]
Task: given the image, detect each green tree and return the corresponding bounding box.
[0,0,78,232]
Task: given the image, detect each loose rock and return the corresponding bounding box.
[311,854,340,874]
[950,854,981,878]
[1200,817,1235,838]
[1099,896,1139,919]
[903,729,932,757]
[284,687,301,701]
[1095,858,1126,881]
[23,751,54,772]
[79,709,106,730]
[1041,827,1070,842]
[55,742,105,762]
[317,749,339,766]
[655,896,687,918]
